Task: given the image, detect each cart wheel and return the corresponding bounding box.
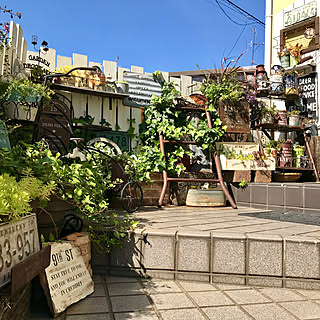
[120,181,143,213]
[86,137,122,156]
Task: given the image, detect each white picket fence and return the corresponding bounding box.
[1,21,202,149]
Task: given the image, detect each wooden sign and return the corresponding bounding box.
[298,72,317,120]
[284,2,317,27]
[218,101,250,133]
[38,116,71,154]
[0,214,40,288]
[44,242,94,315]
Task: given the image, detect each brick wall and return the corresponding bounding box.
[140,173,169,206]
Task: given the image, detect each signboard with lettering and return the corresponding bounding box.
[87,130,130,151]
[24,51,51,70]
[284,2,317,27]
[298,72,317,120]
[44,242,94,315]
[0,214,40,288]
[123,72,162,108]
[218,101,250,133]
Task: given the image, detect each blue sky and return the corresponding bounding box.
[3,0,265,72]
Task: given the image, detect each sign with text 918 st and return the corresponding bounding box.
[0,214,40,288]
[44,242,94,315]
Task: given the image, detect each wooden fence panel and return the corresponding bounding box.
[131,65,144,73]
[72,53,87,67]
[16,24,23,60]
[103,60,117,80]
[57,55,72,69]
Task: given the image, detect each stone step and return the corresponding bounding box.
[93,228,320,291]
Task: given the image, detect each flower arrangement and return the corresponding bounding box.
[278,47,290,58]
[288,43,303,64]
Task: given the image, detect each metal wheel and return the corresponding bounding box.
[86,137,122,156]
[120,181,143,213]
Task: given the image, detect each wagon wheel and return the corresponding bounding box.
[86,137,122,156]
[120,181,143,213]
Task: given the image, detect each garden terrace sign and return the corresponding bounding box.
[123,72,162,108]
[284,2,317,27]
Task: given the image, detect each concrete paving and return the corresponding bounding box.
[133,206,320,238]
[30,274,320,319]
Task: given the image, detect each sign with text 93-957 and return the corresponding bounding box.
[45,242,94,314]
[0,214,40,288]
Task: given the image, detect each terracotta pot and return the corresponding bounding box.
[279,141,292,167]
[276,111,287,126]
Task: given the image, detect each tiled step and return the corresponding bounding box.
[235,182,320,213]
[93,228,320,290]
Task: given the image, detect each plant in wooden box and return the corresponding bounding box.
[287,110,301,126]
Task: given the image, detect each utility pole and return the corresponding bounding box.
[250,28,264,65]
[251,28,256,65]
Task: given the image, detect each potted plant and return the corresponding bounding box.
[293,144,305,167]
[0,173,56,224]
[278,47,290,68]
[1,79,54,105]
[287,110,301,126]
[260,104,277,125]
[115,81,129,94]
[264,140,280,160]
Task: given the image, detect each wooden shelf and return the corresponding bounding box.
[276,166,314,171]
[256,123,305,132]
[51,83,129,99]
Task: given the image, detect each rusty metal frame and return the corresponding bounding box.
[158,107,237,209]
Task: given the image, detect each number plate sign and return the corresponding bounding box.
[0,214,40,288]
[88,130,130,151]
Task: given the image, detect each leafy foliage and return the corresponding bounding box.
[0,172,55,223]
[1,79,54,104]
[135,73,226,180]
[0,142,137,252]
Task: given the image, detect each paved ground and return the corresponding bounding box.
[133,206,320,238]
[29,205,320,319]
[31,274,320,319]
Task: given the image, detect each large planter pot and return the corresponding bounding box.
[116,82,129,94]
[288,115,300,126]
[276,111,287,126]
[186,189,226,207]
